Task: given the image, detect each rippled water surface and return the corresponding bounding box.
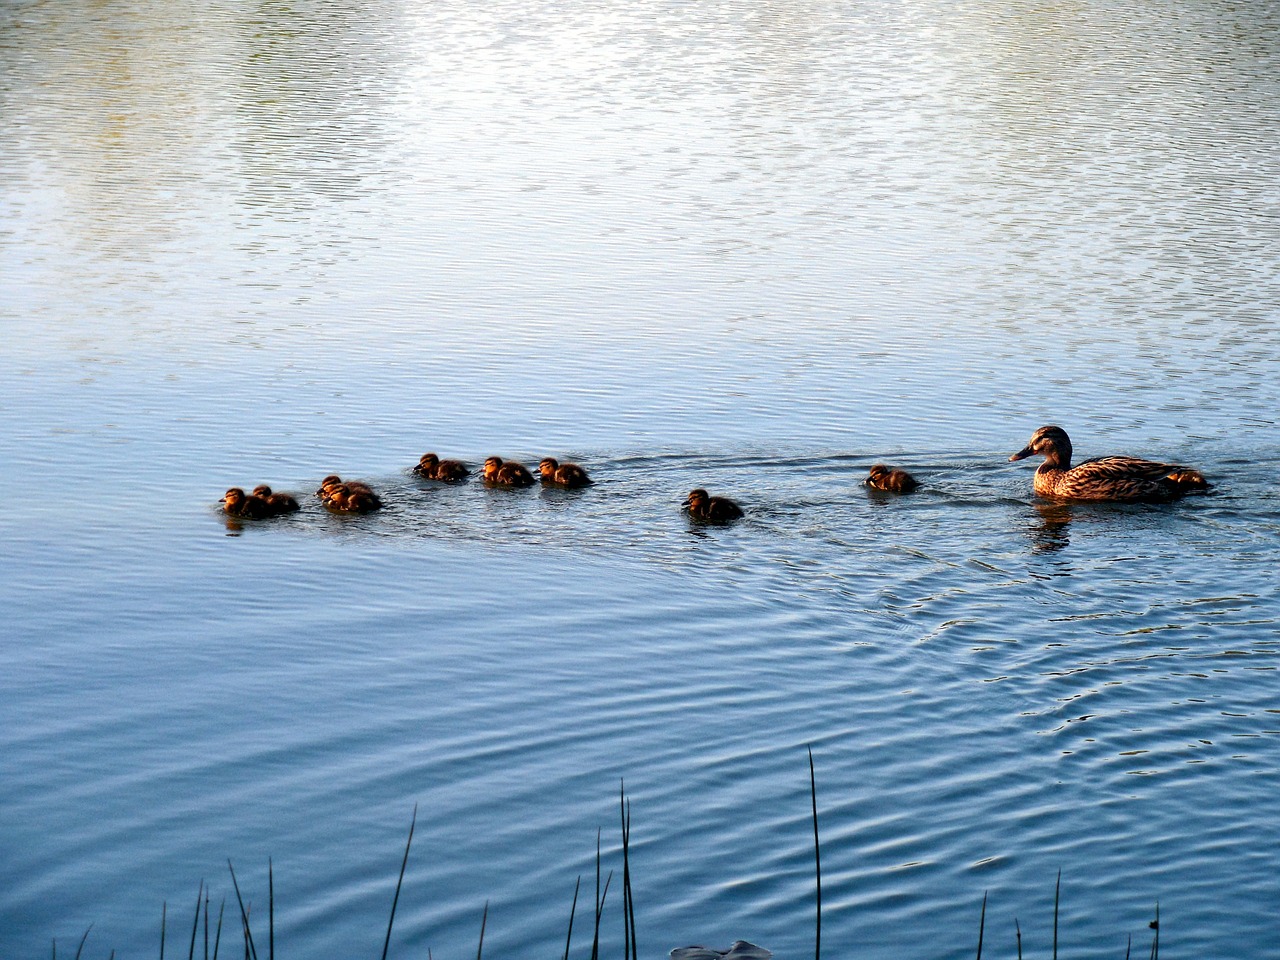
[3,1,1280,957]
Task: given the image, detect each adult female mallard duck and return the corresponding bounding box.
[865,464,919,493]
[684,488,744,523]
[413,453,469,483]
[483,456,536,488]
[1009,425,1209,502]
[251,485,301,515]
[221,487,273,520]
[538,457,593,488]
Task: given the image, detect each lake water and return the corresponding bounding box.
[3,1,1280,957]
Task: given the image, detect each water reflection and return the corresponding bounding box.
[230,0,407,214]
[1029,501,1073,552]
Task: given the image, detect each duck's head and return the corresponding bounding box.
[419,453,439,468]
[222,487,245,504]
[539,457,559,478]
[866,464,890,486]
[1010,425,1072,464]
[317,475,342,495]
[252,485,273,498]
[483,456,503,480]
[685,488,709,508]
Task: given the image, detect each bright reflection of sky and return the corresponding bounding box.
[2,0,1278,451]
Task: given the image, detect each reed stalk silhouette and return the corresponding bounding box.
[62,753,1166,959]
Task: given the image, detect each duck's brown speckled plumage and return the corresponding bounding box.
[684,488,744,523]
[538,457,593,488]
[414,453,469,483]
[865,464,919,493]
[1010,425,1210,502]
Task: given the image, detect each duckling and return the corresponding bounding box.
[316,475,345,502]
[483,456,536,488]
[316,475,382,512]
[684,488,744,523]
[1010,425,1210,502]
[221,487,273,520]
[413,453,470,483]
[323,483,383,514]
[538,457,593,488]
[251,485,301,515]
[865,464,919,493]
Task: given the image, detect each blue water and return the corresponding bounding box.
[3,1,1280,957]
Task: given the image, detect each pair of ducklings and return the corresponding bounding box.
[316,475,383,514]
[221,485,300,520]
[684,466,915,524]
[687,424,1214,521]
[413,453,593,489]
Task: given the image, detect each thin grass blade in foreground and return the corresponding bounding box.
[73,924,93,960]
[188,880,204,960]
[212,899,225,960]
[268,860,274,960]
[808,746,821,960]
[974,892,986,960]
[1053,869,1060,960]
[160,900,167,960]
[226,861,258,960]
[1149,901,1159,960]
[475,901,489,960]
[381,803,418,960]
[563,875,581,960]
[620,782,637,960]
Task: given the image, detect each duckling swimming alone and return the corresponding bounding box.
[685,488,744,523]
[865,464,919,493]
[1009,425,1210,502]
[538,457,593,488]
[251,485,301,515]
[221,487,273,520]
[413,453,469,483]
[483,456,536,488]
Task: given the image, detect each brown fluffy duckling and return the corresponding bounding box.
[483,456,536,488]
[316,475,344,501]
[1010,425,1210,502]
[324,483,383,514]
[684,488,744,523]
[865,464,919,493]
[316,475,382,513]
[538,457,593,488]
[251,485,301,515]
[221,487,273,520]
[413,453,470,483]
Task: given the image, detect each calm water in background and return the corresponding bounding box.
[3,1,1280,956]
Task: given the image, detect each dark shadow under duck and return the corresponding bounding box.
[684,488,744,523]
[865,464,919,493]
[413,453,469,483]
[1010,425,1210,502]
[538,457,593,488]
